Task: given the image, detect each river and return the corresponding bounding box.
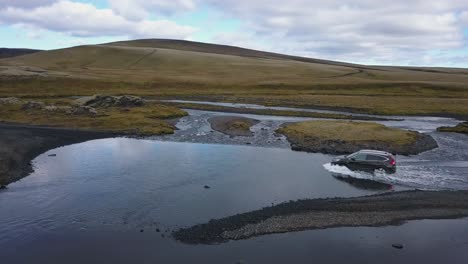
[1,102,467,263]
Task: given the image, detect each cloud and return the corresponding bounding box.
[108,0,196,20]
[0,1,197,39]
[203,0,468,65]
[461,11,468,25]
[0,0,58,9]
[0,0,466,66]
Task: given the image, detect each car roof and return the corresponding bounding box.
[358,149,393,156]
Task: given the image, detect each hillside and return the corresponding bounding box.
[0,39,467,117]
[0,48,41,59]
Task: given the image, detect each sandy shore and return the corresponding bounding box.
[0,123,116,187]
[173,190,468,244]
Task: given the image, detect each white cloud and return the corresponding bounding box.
[108,0,196,20]
[203,0,468,65]
[0,0,467,66]
[0,0,58,9]
[461,11,468,25]
[0,1,197,39]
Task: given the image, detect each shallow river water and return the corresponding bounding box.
[1,103,467,263]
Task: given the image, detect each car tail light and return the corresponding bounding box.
[390,159,396,166]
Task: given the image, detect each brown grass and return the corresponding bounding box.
[1,40,467,117]
[276,120,417,145]
[437,122,468,134]
[0,101,187,135]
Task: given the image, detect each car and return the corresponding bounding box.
[331,150,396,174]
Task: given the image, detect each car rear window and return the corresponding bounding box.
[366,155,386,161]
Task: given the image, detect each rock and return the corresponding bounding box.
[0,185,7,190]
[21,101,45,110]
[48,154,57,157]
[156,228,160,232]
[204,185,211,189]
[392,243,404,249]
[0,97,21,105]
[76,95,145,108]
[140,229,144,233]
[245,142,252,145]
[44,105,59,112]
[67,106,98,116]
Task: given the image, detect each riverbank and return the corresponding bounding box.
[0,123,116,187]
[173,190,468,244]
[437,122,468,134]
[277,120,438,155]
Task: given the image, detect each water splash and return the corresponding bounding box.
[323,162,468,191]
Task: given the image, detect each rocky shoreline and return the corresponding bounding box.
[173,190,468,244]
[0,123,116,187]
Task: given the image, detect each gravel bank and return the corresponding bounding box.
[173,190,468,244]
[0,123,116,187]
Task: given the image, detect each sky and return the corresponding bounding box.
[0,0,467,67]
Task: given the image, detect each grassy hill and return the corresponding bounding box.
[0,39,467,117]
[0,48,41,59]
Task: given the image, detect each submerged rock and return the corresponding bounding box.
[392,243,404,249]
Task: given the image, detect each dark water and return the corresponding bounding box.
[1,139,467,263]
[1,103,467,263]
[0,140,384,236]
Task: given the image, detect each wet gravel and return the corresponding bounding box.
[155,110,292,148]
[173,190,468,244]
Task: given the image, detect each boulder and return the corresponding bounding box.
[0,97,21,105]
[21,101,45,110]
[76,95,144,108]
[44,105,59,112]
[67,105,98,116]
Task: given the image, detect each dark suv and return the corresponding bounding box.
[331,150,396,173]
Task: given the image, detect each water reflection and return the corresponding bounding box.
[332,174,393,190]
